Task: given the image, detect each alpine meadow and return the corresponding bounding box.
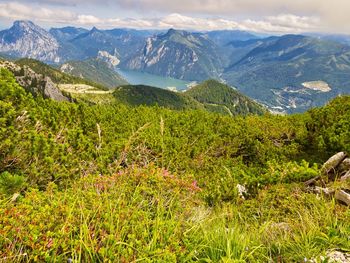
[0,0,350,262]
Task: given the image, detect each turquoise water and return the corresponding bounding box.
[116,69,195,91]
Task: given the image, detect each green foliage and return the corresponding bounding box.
[196,184,350,262]
[306,96,350,157]
[0,165,201,262]
[0,68,350,261]
[0,172,26,196]
[113,85,204,110]
[15,58,108,90]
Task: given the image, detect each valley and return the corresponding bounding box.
[0,13,350,262]
[1,20,350,113]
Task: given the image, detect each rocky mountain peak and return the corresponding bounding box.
[13,20,36,29]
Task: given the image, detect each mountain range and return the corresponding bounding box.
[1,20,350,113]
[224,35,350,112]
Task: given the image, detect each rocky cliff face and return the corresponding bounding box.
[97,51,120,68]
[0,21,60,63]
[0,59,69,102]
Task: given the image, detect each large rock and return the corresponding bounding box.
[322,152,347,174]
[43,76,69,102]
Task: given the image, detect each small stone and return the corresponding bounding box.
[236,184,247,199]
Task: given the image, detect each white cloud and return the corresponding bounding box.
[156,13,320,33]
[77,15,101,25]
[2,0,350,33]
[114,0,350,33]
[0,2,328,34]
[0,2,75,23]
[107,18,154,28]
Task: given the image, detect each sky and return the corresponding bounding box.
[0,0,349,34]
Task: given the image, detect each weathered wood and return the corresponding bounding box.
[338,158,350,174]
[335,190,350,206]
[304,176,321,186]
[322,152,347,174]
[340,171,350,182]
[313,187,335,196]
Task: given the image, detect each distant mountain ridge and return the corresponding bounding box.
[1,20,350,113]
[50,27,89,42]
[0,21,152,63]
[223,34,350,112]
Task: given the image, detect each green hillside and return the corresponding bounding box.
[185,79,266,115]
[113,85,203,110]
[60,58,128,88]
[15,58,107,90]
[0,68,349,261]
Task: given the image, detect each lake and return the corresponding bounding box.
[115,69,196,91]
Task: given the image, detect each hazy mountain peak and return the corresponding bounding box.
[13,20,36,29]
[90,26,100,33]
[164,28,188,38]
[0,20,60,63]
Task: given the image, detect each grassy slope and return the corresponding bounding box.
[61,59,128,88]
[0,68,349,261]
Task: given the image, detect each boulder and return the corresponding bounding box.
[43,76,69,102]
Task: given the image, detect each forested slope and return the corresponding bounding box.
[0,68,349,262]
